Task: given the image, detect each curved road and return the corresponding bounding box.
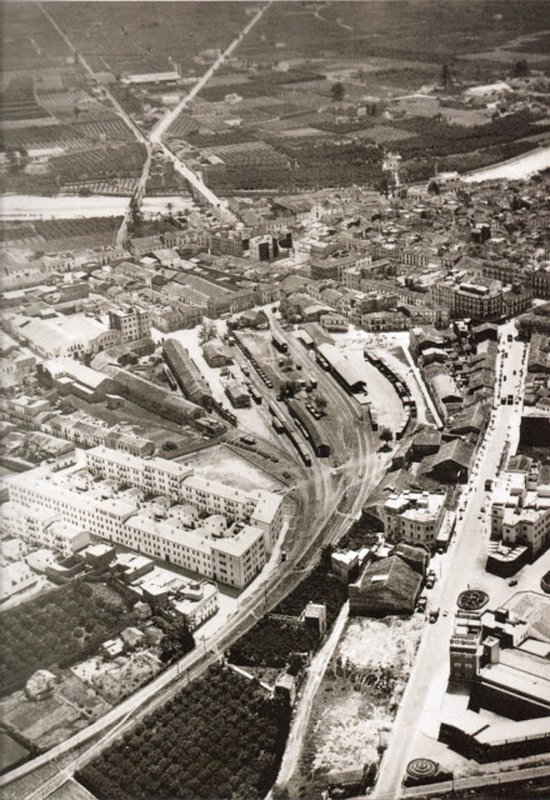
[1,328,379,800]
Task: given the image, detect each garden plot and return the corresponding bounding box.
[0,690,87,751]
[301,616,423,782]
[72,651,162,706]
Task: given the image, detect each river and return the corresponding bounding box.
[463,143,550,183]
[1,144,549,221]
[0,194,197,221]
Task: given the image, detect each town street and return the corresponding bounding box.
[373,322,529,799]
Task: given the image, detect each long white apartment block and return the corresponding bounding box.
[1,502,90,557]
[6,446,285,589]
[85,446,284,552]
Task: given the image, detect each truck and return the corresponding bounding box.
[485,479,493,492]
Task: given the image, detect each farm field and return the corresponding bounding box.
[0,216,122,250]
[76,665,291,800]
[0,731,29,773]
[1,2,71,73]
[48,2,251,77]
[241,1,550,65]
[0,681,104,753]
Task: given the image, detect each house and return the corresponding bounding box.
[391,543,429,576]
[274,673,297,706]
[121,626,145,650]
[449,403,486,435]
[349,554,423,616]
[202,339,232,368]
[225,380,250,408]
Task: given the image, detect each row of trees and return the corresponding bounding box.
[229,617,319,669]
[77,665,291,800]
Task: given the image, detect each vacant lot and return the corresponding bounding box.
[180,443,282,492]
[290,615,423,795]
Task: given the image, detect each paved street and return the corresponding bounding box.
[373,322,531,799]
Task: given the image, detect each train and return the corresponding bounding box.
[286,398,331,458]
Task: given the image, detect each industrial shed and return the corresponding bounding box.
[163,339,213,409]
[317,342,366,395]
[349,554,422,616]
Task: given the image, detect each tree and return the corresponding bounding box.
[331,81,345,102]
[160,619,195,663]
[513,59,529,78]
[162,440,177,451]
[279,379,299,400]
[379,426,393,446]
[313,394,327,413]
[440,63,452,88]
[198,320,217,345]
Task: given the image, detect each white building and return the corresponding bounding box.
[491,471,550,559]
[381,489,446,548]
[7,445,284,590]
[85,446,283,553]
[1,502,90,557]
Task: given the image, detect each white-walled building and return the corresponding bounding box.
[491,471,550,560]
[85,446,284,553]
[381,489,446,548]
[1,503,90,556]
[6,446,284,589]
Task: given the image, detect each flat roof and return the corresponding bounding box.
[480,649,550,707]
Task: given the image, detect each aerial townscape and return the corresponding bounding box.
[0,1,550,799]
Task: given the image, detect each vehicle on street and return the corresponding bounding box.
[429,609,440,623]
[509,578,518,586]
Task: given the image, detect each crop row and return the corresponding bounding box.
[34,215,123,241]
[49,143,147,181]
[205,140,290,167]
[77,665,290,800]
[166,114,200,138]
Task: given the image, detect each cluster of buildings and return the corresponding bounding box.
[5,445,284,590]
[486,466,550,576]
[443,597,550,762]
[409,322,500,424]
